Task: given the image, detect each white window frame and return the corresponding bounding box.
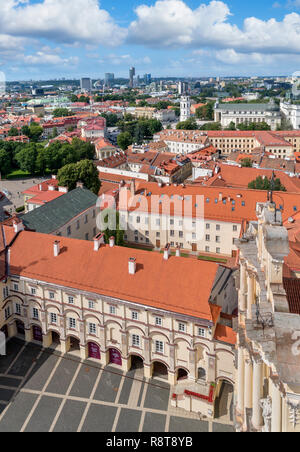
[178,322,186,333]
[50,313,57,324]
[69,318,76,329]
[155,340,164,354]
[89,323,97,335]
[132,334,140,347]
[198,327,206,338]
[131,311,138,321]
[32,308,39,320]
[155,316,162,327]
[109,305,116,315]
[15,303,21,315]
[68,296,74,305]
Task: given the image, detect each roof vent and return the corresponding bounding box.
[109,236,115,248]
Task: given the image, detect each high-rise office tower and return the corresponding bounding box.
[105,73,114,87]
[129,67,135,88]
[80,77,92,92]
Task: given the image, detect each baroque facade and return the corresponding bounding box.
[235,201,300,432]
[0,227,236,419]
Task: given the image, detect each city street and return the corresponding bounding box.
[0,338,234,432]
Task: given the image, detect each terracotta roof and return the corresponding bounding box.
[26,191,65,206]
[119,181,300,223]
[214,324,237,345]
[8,231,219,321]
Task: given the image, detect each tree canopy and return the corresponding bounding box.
[57,159,101,195]
[248,176,286,191]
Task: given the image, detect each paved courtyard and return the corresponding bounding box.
[0,338,235,432]
[0,177,46,212]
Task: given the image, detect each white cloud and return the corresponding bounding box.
[128,0,300,55]
[0,0,127,46]
[22,51,79,66]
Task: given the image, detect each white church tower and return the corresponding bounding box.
[180,95,191,122]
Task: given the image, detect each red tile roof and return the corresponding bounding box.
[9,231,219,321]
[214,324,237,345]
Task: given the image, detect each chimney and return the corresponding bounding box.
[93,232,105,251]
[53,241,60,257]
[39,184,43,191]
[219,192,223,202]
[128,257,136,275]
[13,220,24,233]
[176,245,181,257]
[130,179,135,196]
[76,181,84,189]
[164,243,171,260]
[109,236,115,248]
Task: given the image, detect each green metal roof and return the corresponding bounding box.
[21,187,97,234]
[217,103,279,112]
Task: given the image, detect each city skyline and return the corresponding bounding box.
[2,0,300,80]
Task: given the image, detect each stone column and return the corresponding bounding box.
[271,381,282,433]
[252,357,263,429]
[25,327,32,343]
[237,347,245,413]
[247,274,255,320]
[244,356,253,410]
[240,263,247,312]
[43,331,52,349]
[8,322,17,338]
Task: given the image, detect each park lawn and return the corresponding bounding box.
[5,169,32,179]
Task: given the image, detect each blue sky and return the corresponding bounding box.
[1,0,300,81]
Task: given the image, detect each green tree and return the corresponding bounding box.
[248,176,286,191]
[57,159,101,195]
[8,127,19,137]
[199,122,221,131]
[241,158,253,168]
[117,131,133,150]
[176,118,198,130]
[102,210,124,246]
[0,148,12,175]
[15,144,38,174]
[53,108,73,118]
[225,121,236,131]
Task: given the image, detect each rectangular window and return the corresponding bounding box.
[206,235,210,242]
[155,340,164,354]
[216,236,221,243]
[216,248,221,254]
[89,323,96,335]
[132,311,138,321]
[13,283,19,292]
[88,300,95,310]
[179,231,183,238]
[50,313,57,324]
[68,296,74,305]
[69,318,76,329]
[15,303,21,315]
[132,334,140,347]
[31,287,36,295]
[216,225,220,231]
[5,307,10,320]
[49,292,55,300]
[155,317,162,326]
[67,226,71,236]
[178,322,186,332]
[85,233,89,241]
[84,215,88,224]
[33,308,39,320]
[233,225,238,232]
[3,286,9,298]
[198,328,206,338]
[109,305,116,315]
[205,246,210,252]
[76,220,80,230]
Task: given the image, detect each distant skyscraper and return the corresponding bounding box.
[105,73,114,87]
[144,73,152,85]
[178,81,188,95]
[129,67,135,88]
[80,77,92,92]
